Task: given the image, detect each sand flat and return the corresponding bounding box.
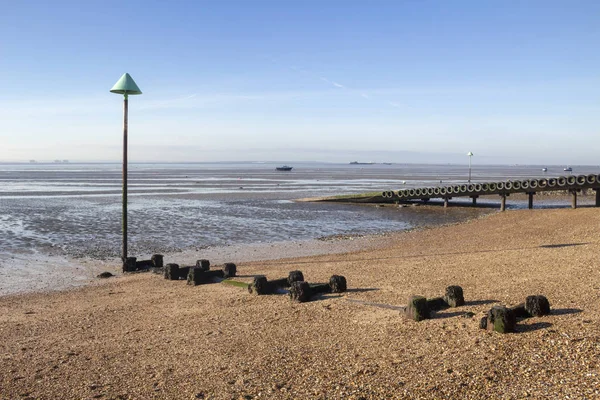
[1,208,599,399]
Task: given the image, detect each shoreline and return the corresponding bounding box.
[1,208,599,398]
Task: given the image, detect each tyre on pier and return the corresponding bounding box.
[488,182,497,191]
[481,183,490,192]
[566,176,576,185]
[460,184,468,192]
[576,175,586,185]
[505,181,513,190]
[512,181,521,190]
[587,174,597,184]
[537,178,547,188]
[548,178,558,187]
[520,180,529,189]
[433,187,441,195]
[496,181,505,190]
[529,179,538,189]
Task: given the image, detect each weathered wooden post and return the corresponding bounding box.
[570,189,578,209]
[500,194,506,211]
[471,195,478,205]
[527,192,534,209]
[595,189,600,207]
[443,197,449,208]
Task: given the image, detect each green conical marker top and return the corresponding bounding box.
[110,73,142,95]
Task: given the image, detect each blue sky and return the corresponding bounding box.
[1,0,598,164]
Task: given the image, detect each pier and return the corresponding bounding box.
[381,174,600,210]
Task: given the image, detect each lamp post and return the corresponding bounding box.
[110,73,142,269]
[467,151,473,183]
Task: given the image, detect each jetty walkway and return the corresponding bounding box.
[381,174,600,210]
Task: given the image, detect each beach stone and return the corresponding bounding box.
[525,295,551,317]
[122,257,137,273]
[486,306,516,333]
[329,275,347,293]
[196,259,210,271]
[289,281,311,303]
[404,295,429,321]
[444,285,465,307]
[223,263,237,278]
[151,254,164,268]
[164,263,180,280]
[96,272,114,279]
[311,283,332,295]
[248,276,269,295]
[288,270,304,285]
[479,316,488,329]
[426,297,448,312]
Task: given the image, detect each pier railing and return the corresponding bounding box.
[381,174,600,210]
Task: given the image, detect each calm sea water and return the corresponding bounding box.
[0,162,596,260]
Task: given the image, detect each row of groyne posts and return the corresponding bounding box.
[381,174,600,210]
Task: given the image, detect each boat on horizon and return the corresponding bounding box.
[542,167,548,172]
[349,161,375,165]
[564,166,572,172]
[276,165,293,171]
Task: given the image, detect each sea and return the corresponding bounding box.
[0,162,597,294]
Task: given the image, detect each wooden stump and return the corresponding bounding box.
[485,306,516,333]
[223,263,237,278]
[329,275,347,293]
[248,276,269,295]
[164,263,179,280]
[288,270,304,285]
[509,303,530,319]
[444,286,465,307]
[427,297,448,312]
[404,295,429,321]
[188,268,224,286]
[289,281,311,303]
[525,295,550,317]
[311,283,331,295]
[178,266,191,280]
[196,259,210,271]
[135,259,153,270]
[151,254,164,268]
[269,278,290,289]
[122,257,137,273]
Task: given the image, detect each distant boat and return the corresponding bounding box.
[564,167,572,172]
[542,167,548,172]
[276,165,293,171]
[349,161,375,165]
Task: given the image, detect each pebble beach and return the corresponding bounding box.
[1,207,599,399]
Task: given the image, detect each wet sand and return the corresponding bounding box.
[1,208,599,399]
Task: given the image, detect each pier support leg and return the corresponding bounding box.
[444,197,449,208]
[471,196,478,205]
[500,194,506,212]
[528,192,534,209]
[571,190,577,209]
[595,189,600,207]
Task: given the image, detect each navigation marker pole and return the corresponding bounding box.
[467,152,474,183]
[110,73,142,269]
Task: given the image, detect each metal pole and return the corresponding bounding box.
[122,94,128,263]
[468,156,472,183]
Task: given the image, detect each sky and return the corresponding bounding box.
[0,0,599,164]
